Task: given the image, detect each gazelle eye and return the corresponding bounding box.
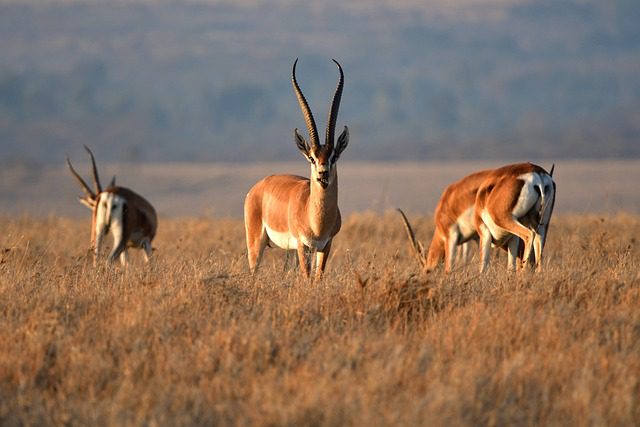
[310,157,316,165]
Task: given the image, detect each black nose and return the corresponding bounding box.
[319,171,329,179]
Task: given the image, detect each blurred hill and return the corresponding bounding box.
[0,0,639,164]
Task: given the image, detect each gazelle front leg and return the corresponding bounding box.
[297,242,311,278]
[246,223,268,275]
[478,223,493,273]
[315,240,332,281]
[444,230,459,273]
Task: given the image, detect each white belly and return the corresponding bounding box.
[456,206,477,240]
[264,224,298,250]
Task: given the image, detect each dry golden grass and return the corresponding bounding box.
[1,213,639,426]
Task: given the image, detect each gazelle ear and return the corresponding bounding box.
[294,128,311,158]
[79,197,95,210]
[333,126,349,160]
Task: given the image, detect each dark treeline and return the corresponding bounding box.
[0,0,639,165]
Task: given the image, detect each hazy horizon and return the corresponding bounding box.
[2,159,638,218]
[1,0,639,165]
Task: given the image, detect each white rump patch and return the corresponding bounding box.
[512,172,542,217]
[95,193,125,234]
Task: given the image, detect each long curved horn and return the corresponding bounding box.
[325,59,344,150]
[66,155,95,199]
[397,208,427,270]
[292,58,320,149]
[83,145,102,194]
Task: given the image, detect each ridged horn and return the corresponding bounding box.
[66,155,96,199]
[397,208,427,270]
[325,59,344,150]
[292,58,320,149]
[83,145,102,194]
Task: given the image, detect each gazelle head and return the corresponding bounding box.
[66,146,118,242]
[66,145,116,210]
[292,58,349,189]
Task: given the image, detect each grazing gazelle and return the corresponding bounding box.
[66,145,157,266]
[398,163,556,273]
[244,59,349,279]
[474,162,556,272]
[397,168,494,272]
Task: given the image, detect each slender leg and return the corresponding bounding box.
[249,232,268,274]
[457,241,470,265]
[142,239,153,263]
[487,216,536,272]
[445,231,458,273]
[108,223,127,264]
[532,226,545,271]
[315,240,332,281]
[520,228,536,270]
[245,217,268,274]
[119,250,129,267]
[94,228,106,266]
[297,243,311,278]
[507,238,520,272]
[478,224,492,273]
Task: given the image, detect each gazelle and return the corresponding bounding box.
[66,145,157,266]
[397,168,494,272]
[398,163,555,273]
[244,59,349,279]
[474,162,555,272]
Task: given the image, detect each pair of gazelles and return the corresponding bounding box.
[67,59,556,277]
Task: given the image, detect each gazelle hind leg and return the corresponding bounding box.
[507,238,520,272]
[532,228,544,271]
[488,216,535,272]
[520,228,537,270]
[107,244,126,264]
[104,212,127,264]
[119,250,129,268]
[142,239,153,263]
[94,228,106,266]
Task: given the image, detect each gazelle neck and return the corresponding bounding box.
[308,172,339,235]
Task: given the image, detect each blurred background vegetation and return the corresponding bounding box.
[0,0,639,165]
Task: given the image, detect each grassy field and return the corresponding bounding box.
[1,212,639,426]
